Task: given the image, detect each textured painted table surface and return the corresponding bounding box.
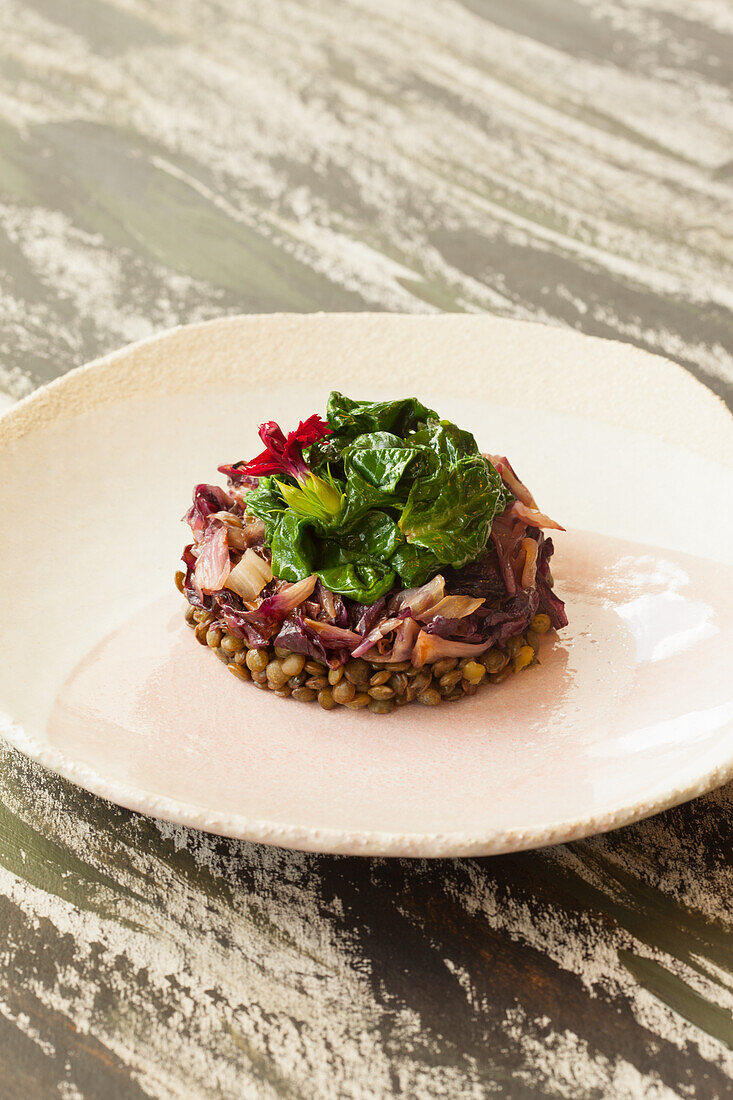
[1,0,732,1097]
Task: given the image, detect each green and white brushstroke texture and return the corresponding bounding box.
[0,0,732,1096]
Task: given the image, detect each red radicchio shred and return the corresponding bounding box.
[490,529,518,597]
[232,414,332,481]
[538,581,567,630]
[425,589,539,648]
[313,580,349,628]
[333,594,349,628]
[213,590,279,646]
[209,580,318,645]
[254,576,317,620]
[350,595,388,636]
[303,619,363,648]
[478,591,540,647]
[536,538,568,629]
[443,551,505,600]
[424,616,480,640]
[217,464,260,488]
[273,615,337,666]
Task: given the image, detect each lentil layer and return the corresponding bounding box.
[177,571,555,714]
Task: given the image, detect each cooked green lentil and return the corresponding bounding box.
[181,585,552,712]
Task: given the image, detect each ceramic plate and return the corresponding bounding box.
[1,314,732,856]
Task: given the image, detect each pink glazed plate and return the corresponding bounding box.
[1,314,732,856]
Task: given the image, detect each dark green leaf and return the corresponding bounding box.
[327,392,437,439]
[244,476,285,537]
[400,454,508,567]
[410,419,478,463]
[338,468,402,529]
[269,510,316,582]
[317,561,396,603]
[344,432,422,494]
[391,543,443,586]
[325,510,402,563]
[314,513,402,601]
[310,393,438,471]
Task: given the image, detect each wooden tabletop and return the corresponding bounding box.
[1,1,732,1096]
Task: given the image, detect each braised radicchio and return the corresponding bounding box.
[273,616,333,665]
[536,537,568,630]
[184,483,233,543]
[180,452,567,667]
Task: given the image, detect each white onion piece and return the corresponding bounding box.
[351,617,405,658]
[510,501,565,532]
[394,574,445,615]
[303,619,362,647]
[418,595,485,623]
[520,538,539,588]
[411,629,491,669]
[225,548,273,601]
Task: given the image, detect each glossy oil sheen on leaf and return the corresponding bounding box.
[309,393,437,472]
[316,512,401,601]
[411,420,477,464]
[344,432,422,494]
[269,510,316,582]
[330,510,403,562]
[318,561,396,603]
[390,543,443,586]
[327,393,437,440]
[400,454,508,567]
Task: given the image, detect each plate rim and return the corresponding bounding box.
[2,313,732,856]
[3,312,731,464]
[4,713,732,856]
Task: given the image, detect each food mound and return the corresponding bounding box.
[177,393,568,713]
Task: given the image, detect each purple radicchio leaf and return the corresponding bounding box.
[273,614,334,664]
[181,544,212,611]
[443,550,506,600]
[349,595,388,636]
[184,483,233,542]
[536,537,568,629]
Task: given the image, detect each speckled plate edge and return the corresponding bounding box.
[4,713,733,857]
[2,313,732,857]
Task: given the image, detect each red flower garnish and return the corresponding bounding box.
[234,414,332,481]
